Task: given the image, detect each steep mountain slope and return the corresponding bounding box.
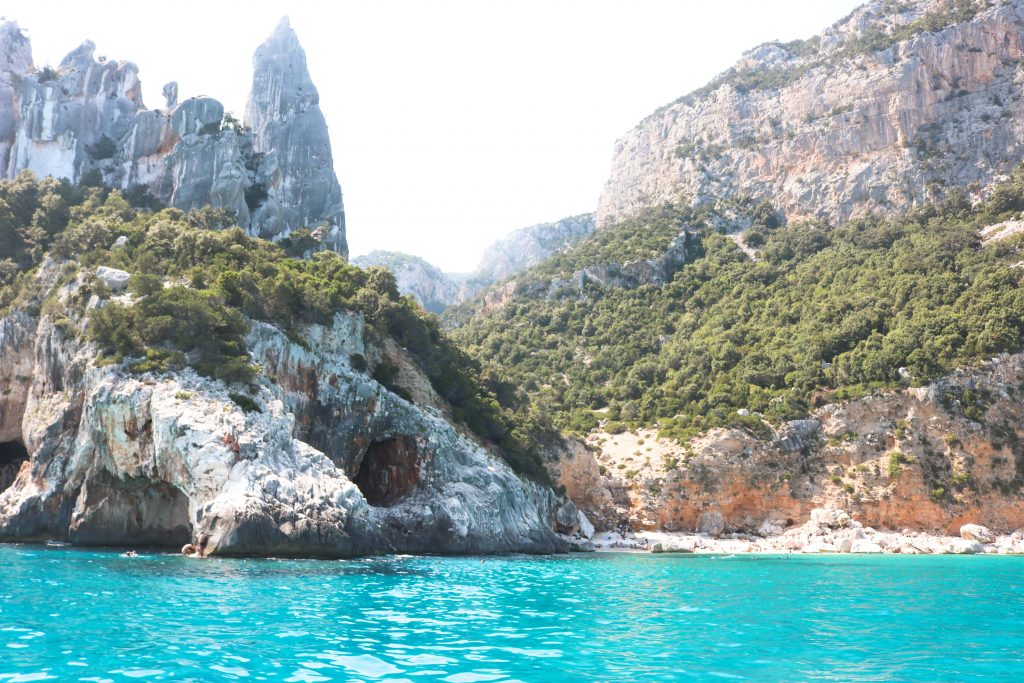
[0,18,347,254]
[473,214,596,285]
[599,0,1024,228]
[352,251,461,314]
[0,175,567,556]
[355,214,595,313]
[456,172,1024,536]
[450,0,1024,537]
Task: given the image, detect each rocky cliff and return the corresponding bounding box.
[0,18,347,255]
[552,353,1024,537]
[0,260,565,556]
[473,214,596,284]
[598,0,1024,228]
[356,214,596,313]
[352,251,462,314]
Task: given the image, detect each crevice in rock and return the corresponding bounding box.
[0,439,28,493]
[351,436,420,507]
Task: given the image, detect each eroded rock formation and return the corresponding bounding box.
[0,18,347,255]
[0,262,564,556]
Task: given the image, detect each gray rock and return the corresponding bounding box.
[946,539,984,555]
[597,4,1024,233]
[810,508,851,529]
[849,539,883,554]
[697,510,725,537]
[0,295,566,556]
[244,17,346,256]
[161,81,178,109]
[651,541,694,554]
[554,500,580,535]
[353,251,461,314]
[0,18,347,256]
[960,523,995,544]
[473,214,596,285]
[577,510,595,539]
[95,266,130,292]
[353,214,596,313]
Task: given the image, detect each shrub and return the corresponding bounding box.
[887,451,907,479]
[229,392,262,413]
[85,136,118,160]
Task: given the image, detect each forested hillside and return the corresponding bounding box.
[452,172,1024,443]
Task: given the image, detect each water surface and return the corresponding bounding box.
[1,546,1022,681]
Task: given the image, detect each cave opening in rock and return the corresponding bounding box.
[0,439,29,493]
[352,436,421,507]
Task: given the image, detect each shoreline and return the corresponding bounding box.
[583,513,1024,555]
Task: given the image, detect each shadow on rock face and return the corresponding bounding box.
[0,440,28,493]
[352,436,420,507]
[67,470,192,548]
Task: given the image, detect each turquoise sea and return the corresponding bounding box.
[0,546,1022,682]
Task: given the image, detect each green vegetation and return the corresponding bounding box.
[0,171,550,481]
[229,392,262,413]
[452,169,1024,443]
[888,451,908,479]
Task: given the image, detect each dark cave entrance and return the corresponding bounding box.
[352,436,421,507]
[0,439,29,493]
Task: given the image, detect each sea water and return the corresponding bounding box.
[0,546,1022,681]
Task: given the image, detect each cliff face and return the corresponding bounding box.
[245,18,346,254]
[598,0,1024,228]
[0,263,563,556]
[473,214,596,284]
[355,214,596,313]
[552,354,1024,536]
[0,18,347,255]
[352,251,462,314]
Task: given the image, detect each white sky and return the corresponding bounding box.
[9,0,860,272]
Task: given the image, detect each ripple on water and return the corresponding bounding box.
[1,549,1024,681]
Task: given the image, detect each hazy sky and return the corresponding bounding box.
[10,1,860,272]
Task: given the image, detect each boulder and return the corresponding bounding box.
[960,524,995,544]
[577,510,595,539]
[651,540,695,554]
[554,500,580,535]
[849,540,883,554]
[810,508,852,529]
[757,518,783,537]
[95,266,131,292]
[946,539,984,554]
[697,510,726,537]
